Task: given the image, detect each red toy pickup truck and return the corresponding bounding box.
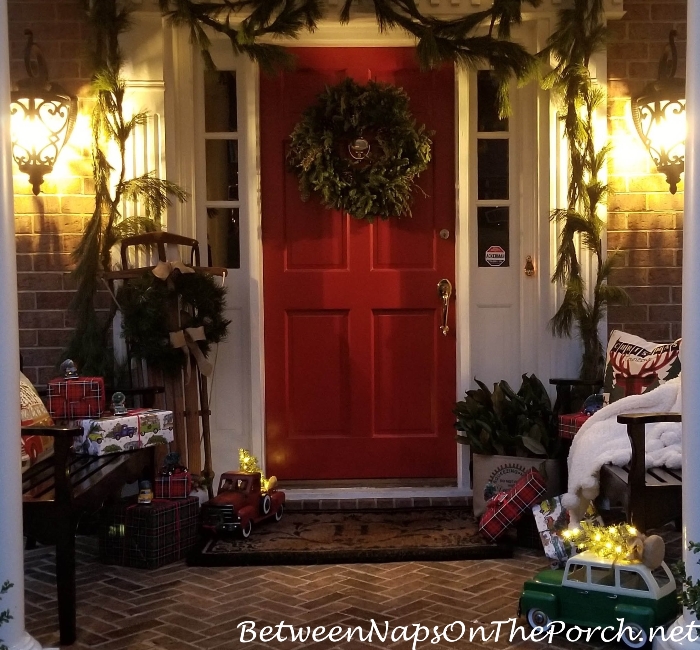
[200,471,285,537]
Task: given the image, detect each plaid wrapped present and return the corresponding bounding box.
[99,497,199,569]
[479,468,547,542]
[558,412,591,440]
[47,376,105,419]
[155,471,192,499]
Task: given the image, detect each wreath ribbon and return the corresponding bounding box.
[169,326,214,380]
[152,260,195,280]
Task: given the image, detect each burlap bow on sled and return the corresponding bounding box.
[169,326,213,381]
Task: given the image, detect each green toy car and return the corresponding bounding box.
[519,550,678,648]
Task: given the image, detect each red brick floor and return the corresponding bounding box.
[23,537,620,650]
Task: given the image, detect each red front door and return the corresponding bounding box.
[261,48,456,480]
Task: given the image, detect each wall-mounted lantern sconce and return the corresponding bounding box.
[631,30,686,194]
[10,30,77,196]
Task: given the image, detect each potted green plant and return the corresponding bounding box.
[455,374,562,516]
[1,580,13,650]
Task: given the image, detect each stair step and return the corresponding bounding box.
[285,495,472,512]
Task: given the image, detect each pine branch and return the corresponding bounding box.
[0,580,13,650]
[118,174,189,222]
[160,0,540,105]
[546,0,628,379]
[66,1,188,377]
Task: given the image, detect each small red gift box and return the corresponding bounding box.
[155,472,192,499]
[558,412,591,440]
[479,468,547,542]
[47,376,106,419]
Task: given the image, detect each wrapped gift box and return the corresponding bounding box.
[99,497,199,569]
[533,495,604,567]
[479,468,547,542]
[558,412,591,440]
[47,376,106,419]
[155,471,192,499]
[73,408,174,456]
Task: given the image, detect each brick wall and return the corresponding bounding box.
[9,0,94,384]
[606,0,686,343]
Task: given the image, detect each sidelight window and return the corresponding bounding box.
[475,71,510,267]
[203,70,240,269]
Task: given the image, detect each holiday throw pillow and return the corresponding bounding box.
[603,330,681,404]
[20,371,54,427]
[20,371,54,463]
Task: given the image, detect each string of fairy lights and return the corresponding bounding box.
[562,522,641,562]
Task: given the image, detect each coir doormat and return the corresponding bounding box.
[188,509,512,566]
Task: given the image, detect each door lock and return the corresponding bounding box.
[525,255,535,277]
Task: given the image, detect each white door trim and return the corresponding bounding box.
[161,11,613,497]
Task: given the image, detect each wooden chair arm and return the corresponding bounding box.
[550,378,605,388]
[550,378,604,417]
[119,386,165,397]
[21,426,83,438]
[617,412,682,525]
[117,386,165,409]
[617,413,682,425]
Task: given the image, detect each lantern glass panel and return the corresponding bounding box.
[10,94,73,170]
[639,98,686,166]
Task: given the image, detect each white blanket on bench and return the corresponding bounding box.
[561,377,682,524]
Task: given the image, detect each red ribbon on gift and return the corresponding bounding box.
[479,468,547,543]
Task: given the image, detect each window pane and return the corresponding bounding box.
[590,566,615,587]
[477,206,509,268]
[619,570,650,591]
[204,71,238,132]
[206,140,239,201]
[651,566,671,589]
[477,71,508,132]
[566,563,587,582]
[478,139,509,200]
[207,208,240,269]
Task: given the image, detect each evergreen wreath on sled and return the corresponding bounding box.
[117,272,230,376]
[287,78,432,222]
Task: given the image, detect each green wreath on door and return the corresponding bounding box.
[287,78,432,223]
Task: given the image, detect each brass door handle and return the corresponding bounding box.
[437,279,452,336]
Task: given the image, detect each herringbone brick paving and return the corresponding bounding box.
[22,537,625,650]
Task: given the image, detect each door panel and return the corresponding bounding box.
[372,310,436,435]
[261,48,456,479]
[287,310,351,437]
[283,177,349,269]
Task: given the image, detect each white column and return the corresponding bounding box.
[0,3,42,650]
[656,1,700,648]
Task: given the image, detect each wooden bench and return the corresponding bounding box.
[597,413,682,532]
[21,427,154,645]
